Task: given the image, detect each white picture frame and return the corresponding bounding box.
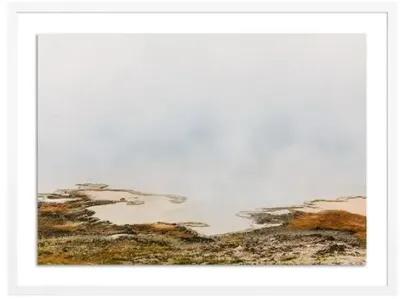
[6,1,398,296]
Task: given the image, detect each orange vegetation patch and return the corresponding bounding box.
[51,222,82,232]
[133,222,199,240]
[289,210,366,244]
[150,223,177,231]
[39,204,69,214]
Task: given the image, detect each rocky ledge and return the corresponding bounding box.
[38,184,366,265]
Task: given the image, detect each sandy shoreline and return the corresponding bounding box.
[298,196,366,216]
[37,183,367,265]
[38,183,366,236]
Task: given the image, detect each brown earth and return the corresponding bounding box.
[37,195,366,265]
[289,210,366,244]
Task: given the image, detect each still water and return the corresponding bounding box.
[87,194,263,235]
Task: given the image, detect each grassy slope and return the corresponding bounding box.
[289,210,366,244]
[37,198,366,265]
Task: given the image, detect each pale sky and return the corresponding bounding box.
[38,34,366,208]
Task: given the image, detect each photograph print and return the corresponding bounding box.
[37,34,366,265]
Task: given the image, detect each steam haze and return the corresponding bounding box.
[38,34,366,209]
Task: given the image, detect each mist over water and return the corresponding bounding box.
[38,34,366,209]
